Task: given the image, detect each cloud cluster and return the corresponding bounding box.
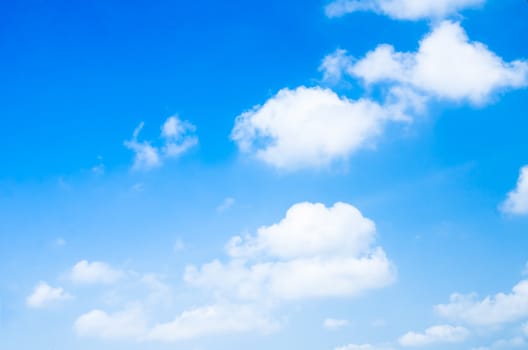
[70,202,394,343]
[334,278,528,349]
[398,324,469,347]
[231,86,410,170]
[324,0,485,20]
[234,21,527,171]
[323,21,528,105]
[26,282,72,308]
[185,202,396,302]
[500,166,528,215]
[435,280,528,326]
[26,1,528,348]
[125,116,198,171]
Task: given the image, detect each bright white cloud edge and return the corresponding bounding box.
[322,21,528,105]
[325,0,485,20]
[500,165,528,215]
[436,279,528,326]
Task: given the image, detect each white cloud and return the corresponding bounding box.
[71,203,393,343]
[185,202,396,302]
[124,122,162,171]
[398,324,469,347]
[231,86,408,170]
[70,260,123,285]
[324,318,350,330]
[320,49,354,83]
[325,0,485,20]
[161,116,198,158]
[348,21,528,105]
[26,282,72,308]
[435,280,528,326]
[217,197,236,213]
[523,322,528,336]
[226,202,376,259]
[500,166,528,215]
[75,303,276,342]
[238,23,528,171]
[125,116,197,171]
[74,306,148,340]
[147,303,277,342]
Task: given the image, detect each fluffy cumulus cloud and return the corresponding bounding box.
[231,86,410,170]
[70,202,395,343]
[125,116,197,171]
[398,324,469,347]
[70,260,123,285]
[324,0,485,20]
[500,166,528,215]
[435,280,528,326]
[324,21,528,105]
[26,282,72,308]
[185,202,396,302]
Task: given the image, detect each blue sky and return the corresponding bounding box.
[1,0,528,349]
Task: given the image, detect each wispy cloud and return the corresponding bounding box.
[399,324,469,347]
[125,116,198,171]
[325,0,485,20]
[216,197,235,212]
